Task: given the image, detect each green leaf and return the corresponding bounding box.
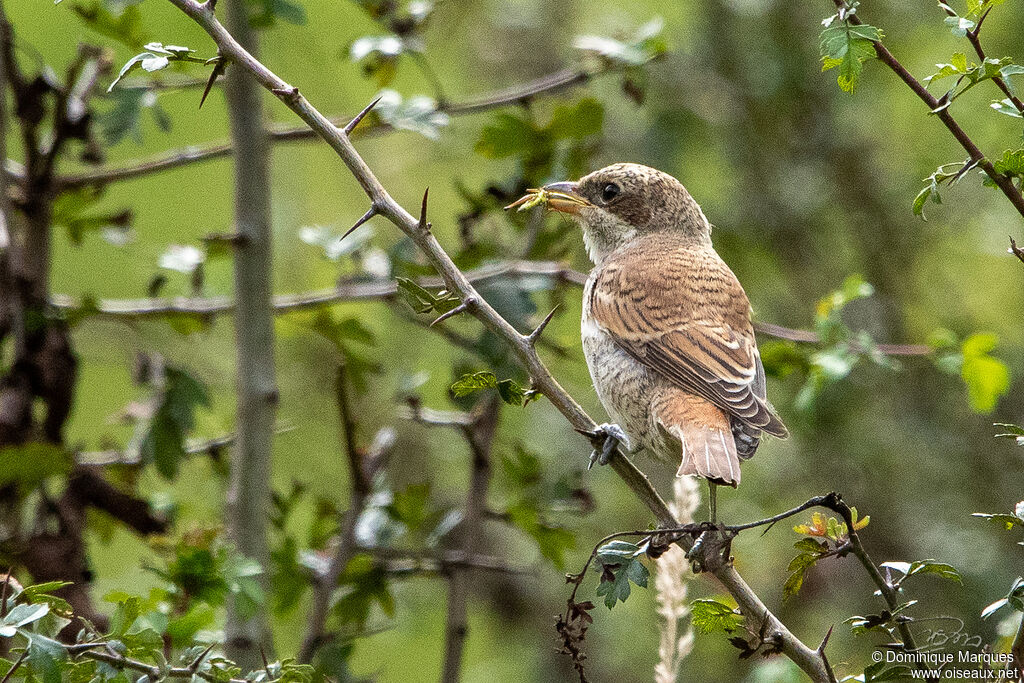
[981,577,1024,618]
[944,15,975,36]
[548,98,605,141]
[994,422,1024,437]
[794,538,829,553]
[18,583,73,618]
[505,501,575,568]
[690,598,743,634]
[992,98,1024,118]
[816,274,874,321]
[109,596,141,637]
[972,512,1024,530]
[595,558,647,609]
[992,148,1024,179]
[960,333,1010,413]
[912,162,970,219]
[350,35,405,86]
[784,551,821,600]
[139,365,210,480]
[386,482,432,532]
[450,371,530,406]
[53,187,133,244]
[298,223,375,261]
[857,662,914,681]
[108,43,205,92]
[395,277,460,314]
[25,633,66,683]
[881,559,962,585]
[0,603,50,637]
[819,22,882,92]
[596,540,644,564]
[966,0,1007,19]
[70,1,150,50]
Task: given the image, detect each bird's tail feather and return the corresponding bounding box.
[653,388,742,486]
[673,423,741,486]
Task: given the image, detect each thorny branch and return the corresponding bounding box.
[69,646,246,683]
[831,0,1024,219]
[48,68,594,191]
[158,1,837,680]
[565,492,939,682]
[51,260,934,357]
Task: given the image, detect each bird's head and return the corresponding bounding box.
[542,163,711,263]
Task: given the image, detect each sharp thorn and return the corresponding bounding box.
[430,300,470,326]
[344,96,382,135]
[341,206,378,240]
[190,643,216,672]
[199,58,226,110]
[818,624,834,654]
[527,304,560,345]
[417,187,430,232]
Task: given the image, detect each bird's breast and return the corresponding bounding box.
[581,274,664,459]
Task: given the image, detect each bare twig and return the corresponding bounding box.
[52,260,932,356]
[832,0,1024,219]
[77,649,248,683]
[50,261,585,318]
[441,397,500,683]
[77,432,238,468]
[0,650,28,683]
[53,69,594,191]
[752,321,932,356]
[152,4,832,678]
[367,546,526,576]
[296,366,372,663]
[297,365,391,663]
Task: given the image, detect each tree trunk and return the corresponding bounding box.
[221,0,278,668]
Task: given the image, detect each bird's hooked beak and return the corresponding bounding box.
[541,181,591,214]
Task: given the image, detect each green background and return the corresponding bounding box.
[8,0,1024,680]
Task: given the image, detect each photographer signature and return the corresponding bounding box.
[920,617,984,649]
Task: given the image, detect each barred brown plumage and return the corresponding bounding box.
[541,163,787,500]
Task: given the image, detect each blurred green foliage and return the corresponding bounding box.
[1,0,1023,680]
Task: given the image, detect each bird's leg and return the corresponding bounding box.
[708,481,718,524]
[581,423,631,469]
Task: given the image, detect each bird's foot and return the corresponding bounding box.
[581,423,631,469]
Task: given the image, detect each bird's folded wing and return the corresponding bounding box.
[588,239,787,436]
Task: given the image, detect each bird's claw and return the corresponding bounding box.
[584,423,630,469]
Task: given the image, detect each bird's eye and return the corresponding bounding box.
[601,183,621,202]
